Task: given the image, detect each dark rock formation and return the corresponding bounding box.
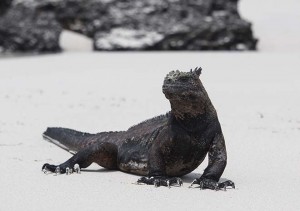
[0,3,62,53]
[0,0,257,53]
[0,0,12,15]
[52,0,257,51]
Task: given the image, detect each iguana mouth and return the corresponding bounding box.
[162,84,199,97]
[162,84,190,91]
[162,84,182,98]
[162,84,177,91]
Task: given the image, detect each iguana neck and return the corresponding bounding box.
[170,101,216,133]
[169,90,216,120]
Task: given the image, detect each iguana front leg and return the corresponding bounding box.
[137,134,183,188]
[190,133,235,190]
[137,156,183,188]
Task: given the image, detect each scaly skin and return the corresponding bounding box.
[42,67,234,190]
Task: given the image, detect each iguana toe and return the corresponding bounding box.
[74,164,81,174]
[217,180,235,190]
[42,163,59,173]
[137,176,182,188]
[42,163,81,175]
[66,167,73,175]
[189,178,235,191]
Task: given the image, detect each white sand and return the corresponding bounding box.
[1,0,300,210]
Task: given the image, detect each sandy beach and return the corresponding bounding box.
[1,0,300,210]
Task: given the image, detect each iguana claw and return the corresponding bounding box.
[218,180,235,190]
[137,176,183,188]
[42,163,82,175]
[54,166,61,176]
[189,178,235,191]
[66,167,72,175]
[42,166,51,174]
[189,179,199,188]
[74,164,81,174]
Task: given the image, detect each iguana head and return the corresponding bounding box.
[163,67,212,119]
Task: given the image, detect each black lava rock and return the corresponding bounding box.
[0,0,12,15]
[0,0,257,53]
[0,3,62,53]
[53,0,257,51]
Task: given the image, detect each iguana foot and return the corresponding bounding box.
[42,163,81,175]
[189,178,235,191]
[137,176,183,188]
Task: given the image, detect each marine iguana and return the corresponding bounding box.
[42,67,235,190]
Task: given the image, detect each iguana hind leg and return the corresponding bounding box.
[42,142,118,174]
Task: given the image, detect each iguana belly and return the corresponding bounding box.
[117,140,150,176]
[119,160,148,176]
[165,155,206,177]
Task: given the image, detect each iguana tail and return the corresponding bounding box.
[43,127,95,154]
